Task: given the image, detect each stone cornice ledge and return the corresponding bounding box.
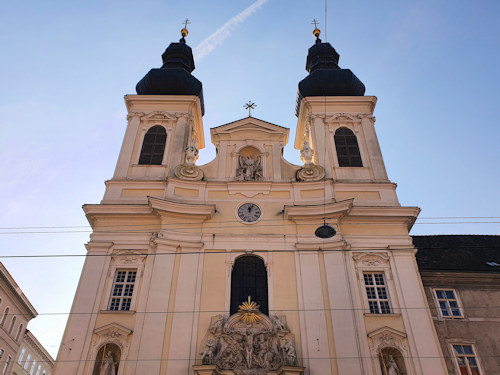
[347,206,421,230]
[284,199,353,221]
[149,197,216,220]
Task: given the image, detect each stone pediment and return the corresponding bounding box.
[211,117,289,143]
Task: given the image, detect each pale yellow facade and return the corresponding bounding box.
[54,87,450,375]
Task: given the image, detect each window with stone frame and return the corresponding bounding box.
[364,272,391,314]
[138,125,167,165]
[434,289,462,318]
[452,344,482,375]
[108,269,137,311]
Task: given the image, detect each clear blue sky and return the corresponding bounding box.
[0,0,499,358]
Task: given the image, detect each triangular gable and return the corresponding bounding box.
[211,116,289,135]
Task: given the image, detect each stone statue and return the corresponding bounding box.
[272,315,287,332]
[236,155,263,181]
[201,339,216,364]
[184,139,198,165]
[385,355,402,375]
[300,140,314,165]
[101,351,116,375]
[282,339,297,366]
[244,329,255,368]
[209,314,225,334]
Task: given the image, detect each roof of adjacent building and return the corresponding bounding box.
[413,235,500,273]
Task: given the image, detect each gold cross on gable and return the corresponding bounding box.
[182,18,191,28]
[244,101,256,117]
[311,19,320,28]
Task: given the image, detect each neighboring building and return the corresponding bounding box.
[0,263,53,375]
[55,28,449,374]
[0,263,37,375]
[11,330,53,375]
[414,235,500,375]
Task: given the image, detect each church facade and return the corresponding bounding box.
[54,28,448,375]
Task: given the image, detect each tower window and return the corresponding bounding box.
[334,127,362,167]
[138,125,167,165]
[108,270,137,311]
[230,256,268,315]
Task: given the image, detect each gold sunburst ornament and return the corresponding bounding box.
[238,296,262,323]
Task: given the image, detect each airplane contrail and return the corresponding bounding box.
[194,0,270,62]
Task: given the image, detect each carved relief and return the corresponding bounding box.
[199,304,298,374]
[353,252,390,268]
[235,147,263,181]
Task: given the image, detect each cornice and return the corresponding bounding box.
[346,206,420,230]
[24,330,54,364]
[420,270,500,286]
[148,197,215,220]
[284,199,353,221]
[0,263,37,318]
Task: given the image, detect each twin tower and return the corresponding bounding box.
[55,29,448,375]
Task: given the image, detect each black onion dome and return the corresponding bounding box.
[295,40,365,116]
[136,40,205,115]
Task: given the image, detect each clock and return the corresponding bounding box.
[237,203,262,223]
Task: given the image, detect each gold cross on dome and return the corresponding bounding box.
[244,101,256,116]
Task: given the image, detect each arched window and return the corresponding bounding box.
[8,316,16,334]
[230,256,268,316]
[0,308,8,326]
[15,324,23,341]
[334,127,362,167]
[92,343,121,375]
[138,125,167,165]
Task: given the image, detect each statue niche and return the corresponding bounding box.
[379,347,406,375]
[235,147,263,181]
[92,343,120,375]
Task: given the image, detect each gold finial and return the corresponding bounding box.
[180,18,190,41]
[311,19,321,40]
[238,296,262,323]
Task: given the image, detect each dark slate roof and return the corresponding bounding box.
[413,235,500,273]
[295,40,365,116]
[136,41,204,115]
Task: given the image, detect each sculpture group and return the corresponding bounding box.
[200,312,297,374]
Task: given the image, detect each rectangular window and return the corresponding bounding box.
[18,348,25,364]
[36,364,42,375]
[364,273,391,314]
[24,354,31,370]
[435,289,462,317]
[109,270,137,311]
[2,356,11,375]
[453,345,481,375]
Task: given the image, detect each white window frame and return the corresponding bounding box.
[363,272,392,314]
[18,347,26,364]
[353,252,399,316]
[103,250,146,312]
[433,288,463,318]
[24,353,31,370]
[30,360,37,375]
[450,343,483,375]
[108,269,138,311]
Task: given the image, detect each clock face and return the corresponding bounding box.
[237,203,262,223]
